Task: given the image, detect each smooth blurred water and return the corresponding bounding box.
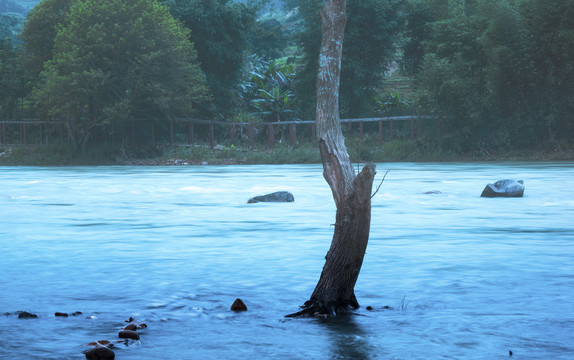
[0,162,573,359]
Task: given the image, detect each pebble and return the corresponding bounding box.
[124,323,137,331]
[125,317,147,329]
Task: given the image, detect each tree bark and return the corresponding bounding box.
[288,0,377,317]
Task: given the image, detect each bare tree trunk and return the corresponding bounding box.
[288,0,377,317]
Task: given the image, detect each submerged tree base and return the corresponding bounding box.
[286,298,360,318]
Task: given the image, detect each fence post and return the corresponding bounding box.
[248,122,254,150]
[312,122,316,142]
[411,118,414,140]
[417,118,421,138]
[21,124,27,144]
[438,118,443,138]
[378,120,382,146]
[129,120,135,146]
[209,121,214,149]
[0,122,4,144]
[267,124,275,149]
[230,123,235,146]
[188,122,193,145]
[289,123,297,148]
[359,121,363,141]
[169,121,174,145]
[389,120,394,142]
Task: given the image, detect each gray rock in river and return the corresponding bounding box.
[480,179,524,198]
[17,311,38,319]
[248,191,294,203]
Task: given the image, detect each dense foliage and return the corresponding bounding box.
[20,0,72,77]
[408,0,574,152]
[161,0,258,117]
[0,0,572,156]
[294,0,403,119]
[0,38,25,118]
[31,0,209,150]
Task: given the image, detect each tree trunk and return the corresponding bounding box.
[288,0,377,317]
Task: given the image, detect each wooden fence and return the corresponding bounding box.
[0,116,431,148]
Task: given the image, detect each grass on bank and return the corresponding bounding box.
[1,138,573,166]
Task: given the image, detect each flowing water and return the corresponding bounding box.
[0,162,573,359]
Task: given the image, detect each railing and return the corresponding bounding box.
[0,116,432,148]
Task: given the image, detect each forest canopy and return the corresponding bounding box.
[0,0,572,155]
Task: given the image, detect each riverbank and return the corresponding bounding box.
[1,140,573,166]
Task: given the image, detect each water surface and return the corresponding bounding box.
[1,162,573,359]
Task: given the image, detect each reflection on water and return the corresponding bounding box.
[323,316,373,360]
[0,162,573,359]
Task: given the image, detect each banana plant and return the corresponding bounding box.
[239,57,299,122]
[251,85,296,122]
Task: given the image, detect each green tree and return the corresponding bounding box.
[412,7,488,151]
[402,0,434,75]
[412,0,573,151]
[20,0,73,78]
[34,0,210,151]
[294,0,403,119]
[248,18,287,60]
[163,0,258,117]
[0,38,26,119]
[477,0,538,147]
[340,0,403,117]
[520,0,574,143]
[292,0,322,119]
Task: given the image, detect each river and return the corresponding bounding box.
[0,162,573,359]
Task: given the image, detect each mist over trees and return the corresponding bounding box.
[0,0,572,154]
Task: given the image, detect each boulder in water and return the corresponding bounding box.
[248,191,294,203]
[17,311,38,319]
[118,330,140,340]
[84,346,115,360]
[481,179,524,198]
